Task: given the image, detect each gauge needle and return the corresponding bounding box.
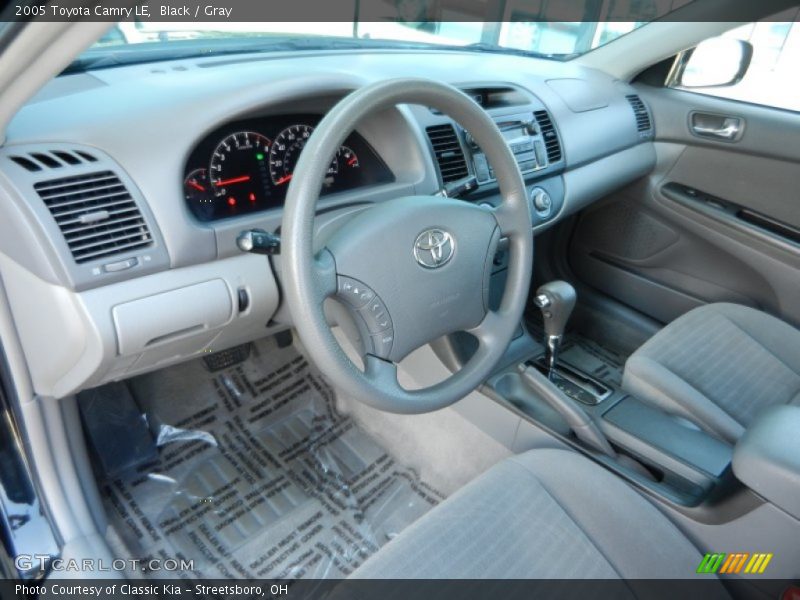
[215,175,251,186]
[187,181,205,192]
[347,157,357,166]
[275,174,293,185]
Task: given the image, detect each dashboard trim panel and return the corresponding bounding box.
[0,51,656,398]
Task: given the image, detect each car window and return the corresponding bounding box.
[672,11,800,112]
[79,0,694,68]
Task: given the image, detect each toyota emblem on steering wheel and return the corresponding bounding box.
[414,228,455,269]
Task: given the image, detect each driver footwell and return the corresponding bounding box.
[82,337,445,579]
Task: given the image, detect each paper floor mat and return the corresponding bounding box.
[98,337,445,579]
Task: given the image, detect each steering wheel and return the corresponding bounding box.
[282,78,533,413]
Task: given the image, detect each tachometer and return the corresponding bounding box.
[269,124,337,187]
[209,131,272,207]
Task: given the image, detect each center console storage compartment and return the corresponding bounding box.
[601,396,732,480]
[598,396,734,505]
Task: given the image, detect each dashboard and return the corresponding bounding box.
[183,115,393,221]
[0,48,657,399]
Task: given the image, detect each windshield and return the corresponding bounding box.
[81,0,694,68]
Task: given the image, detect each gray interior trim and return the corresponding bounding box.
[0,143,170,291]
[562,144,656,219]
[602,396,732,479]
[3,47,652,285]
[732,405,800,521]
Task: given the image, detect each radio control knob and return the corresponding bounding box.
[531,187,552,216]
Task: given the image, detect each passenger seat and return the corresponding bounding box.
[622,303,800,444]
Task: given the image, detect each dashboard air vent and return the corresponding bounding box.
[626,94,652,132]
[9,149,98,172]
[426,123,469,183]
[34,171,152,264]
[533,110,562,163]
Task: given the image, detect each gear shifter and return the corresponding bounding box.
[528,281,612,407]
[533,280,576,378]
[522,280,617,458]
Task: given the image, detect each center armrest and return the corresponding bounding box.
[732,405,800,521]
[601,395,732,479]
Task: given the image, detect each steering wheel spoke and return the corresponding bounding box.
[312,247,339,302]
[491,203,522,238]
[364,354,401,393]
[468,309,504,352]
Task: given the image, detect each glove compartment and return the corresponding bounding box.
[112,279,232,356]
[0,252,280,398]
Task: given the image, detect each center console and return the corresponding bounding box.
[418,85,566,230]
[463,110,563,223]
[465,111,555,184]
[474,280,740,510]
[487,353,735,508]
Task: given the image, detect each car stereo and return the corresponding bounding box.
[465,112,551,183]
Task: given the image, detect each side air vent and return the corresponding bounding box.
[426,123,469,183]
[34,171,152,263]
[9,149,97,172]
[533,110,562,163]
[626,94,652,132]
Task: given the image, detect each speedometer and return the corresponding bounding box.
[269,124,338,187]
[209,131,272,208]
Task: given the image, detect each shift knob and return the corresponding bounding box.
[533,281,577,339]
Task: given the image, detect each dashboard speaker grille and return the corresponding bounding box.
[34,171,153,264]
[426,123,469,183]
[626,94,652,132]
[533,110,562,163]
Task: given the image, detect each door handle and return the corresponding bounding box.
[693,122,740,139]
[690,113,743,141]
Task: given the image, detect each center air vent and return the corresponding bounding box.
[626,94,652,133]
[533,110,562,163]
[34,171,152,264]
[426,123,469,183]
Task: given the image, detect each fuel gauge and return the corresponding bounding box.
[335,146,361,187]
[339,146,359,169]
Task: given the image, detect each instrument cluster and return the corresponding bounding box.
[183,115,393,221]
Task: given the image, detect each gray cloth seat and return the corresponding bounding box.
[623,303,800,444]
[352,448,724,588]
